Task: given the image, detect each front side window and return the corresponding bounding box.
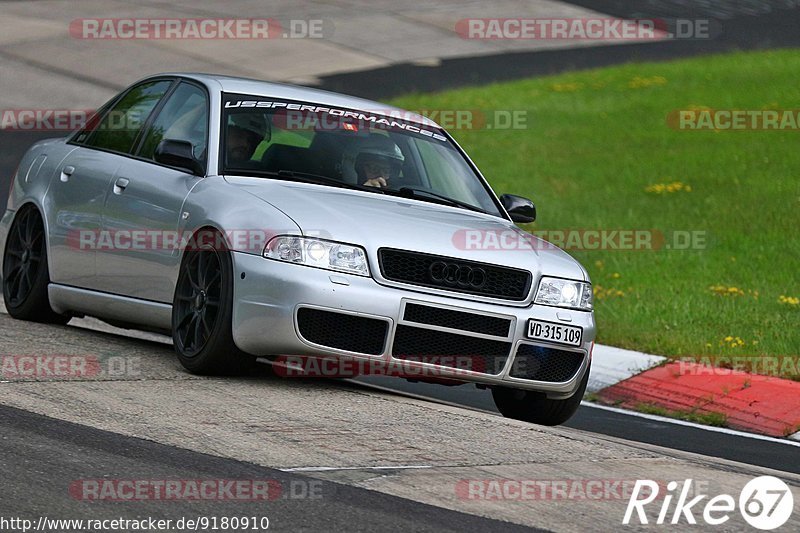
[80,80,172,154]
[221,94,502,216]
[139,82,209,165]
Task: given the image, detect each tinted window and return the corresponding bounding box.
[139,82,209,165]
[82,80,172,154]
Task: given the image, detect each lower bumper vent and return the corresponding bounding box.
[297,308,388,355]
[391,325,511,375]
[509,344,585,382]
[403,303,511,337]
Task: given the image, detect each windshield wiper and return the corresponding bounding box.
[395,187,491,215]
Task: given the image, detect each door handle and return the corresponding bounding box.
[60,166,75,182]
[113,177,130,194]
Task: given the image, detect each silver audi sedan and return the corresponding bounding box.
[1,74,595,425]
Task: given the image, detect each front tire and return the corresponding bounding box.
[171,236,253,375]
[492,364,589,426]
[2,205,69,325]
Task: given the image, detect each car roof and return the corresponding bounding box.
[153,72,440,128]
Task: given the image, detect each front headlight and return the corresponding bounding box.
[263,236,370,277]
[534,276,593,311]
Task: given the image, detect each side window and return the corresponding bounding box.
[139,82,209,165]
[81,80,172,154]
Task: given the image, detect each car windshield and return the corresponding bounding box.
[221,94,502,216]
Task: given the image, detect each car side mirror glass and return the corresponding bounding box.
[154,139,205,177]
[500,194,536,223]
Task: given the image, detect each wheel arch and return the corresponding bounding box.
[1,200,52,284]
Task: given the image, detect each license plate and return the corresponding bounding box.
[526,319,583,347]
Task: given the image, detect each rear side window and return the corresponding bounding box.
[139,82,209,165]
[80,80,172,154]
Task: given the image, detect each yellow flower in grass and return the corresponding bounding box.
[720,336,746,348]
[594,285,625,300]
[779,295,800,306]
[629,76,667,89]
[709,285,745,297]
[551,82,583,92]
[645,181,691,194]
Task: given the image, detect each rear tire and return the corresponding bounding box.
[492,364,589,426]
[2,205,70,325]
[171,234,254,375]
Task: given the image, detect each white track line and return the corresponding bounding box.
[281,465,433,472]
[582,402,800,447]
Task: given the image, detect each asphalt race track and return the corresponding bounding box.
[0,403,536,533]
[1,309,798,531]
[353,376,800,475]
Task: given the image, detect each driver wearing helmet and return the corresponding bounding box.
[226,112,270,166]
[354,135,404,188]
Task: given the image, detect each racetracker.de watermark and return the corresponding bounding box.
[0,109,96,131]
[1,106,529,132]
[272,355,518,379]
[676,356,800,378]
[456,479,671,501]
[69,18,329,39]
[456,18,715,41]
[668,109,800,130]
[69,479,323,501]
[0,354,141,380]
[452,229,708,252]
[67,229,328,254]
[268,107,530,132]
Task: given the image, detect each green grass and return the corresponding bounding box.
[635,403,729,427]
[390,49,800,371]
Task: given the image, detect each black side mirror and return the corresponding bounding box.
[500,194,536,223]
[154,139,205,177]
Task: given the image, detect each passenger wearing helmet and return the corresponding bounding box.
[226,112,270,166]
[354,135,404,188]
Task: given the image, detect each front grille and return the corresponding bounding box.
[403,303,511,337]
[510,344,585,382]
[391,324,511,375]
[379,249,532,301]
[297,308,388,355]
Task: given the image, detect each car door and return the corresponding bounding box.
[47,79,174,290]
[95,81,210,302]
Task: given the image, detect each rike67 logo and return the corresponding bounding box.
[623,476,794,530]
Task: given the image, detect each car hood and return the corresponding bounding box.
[224,176,587,281]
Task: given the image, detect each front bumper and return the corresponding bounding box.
[231,252,595,397]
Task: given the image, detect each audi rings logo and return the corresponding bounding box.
[429,261,487,289]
